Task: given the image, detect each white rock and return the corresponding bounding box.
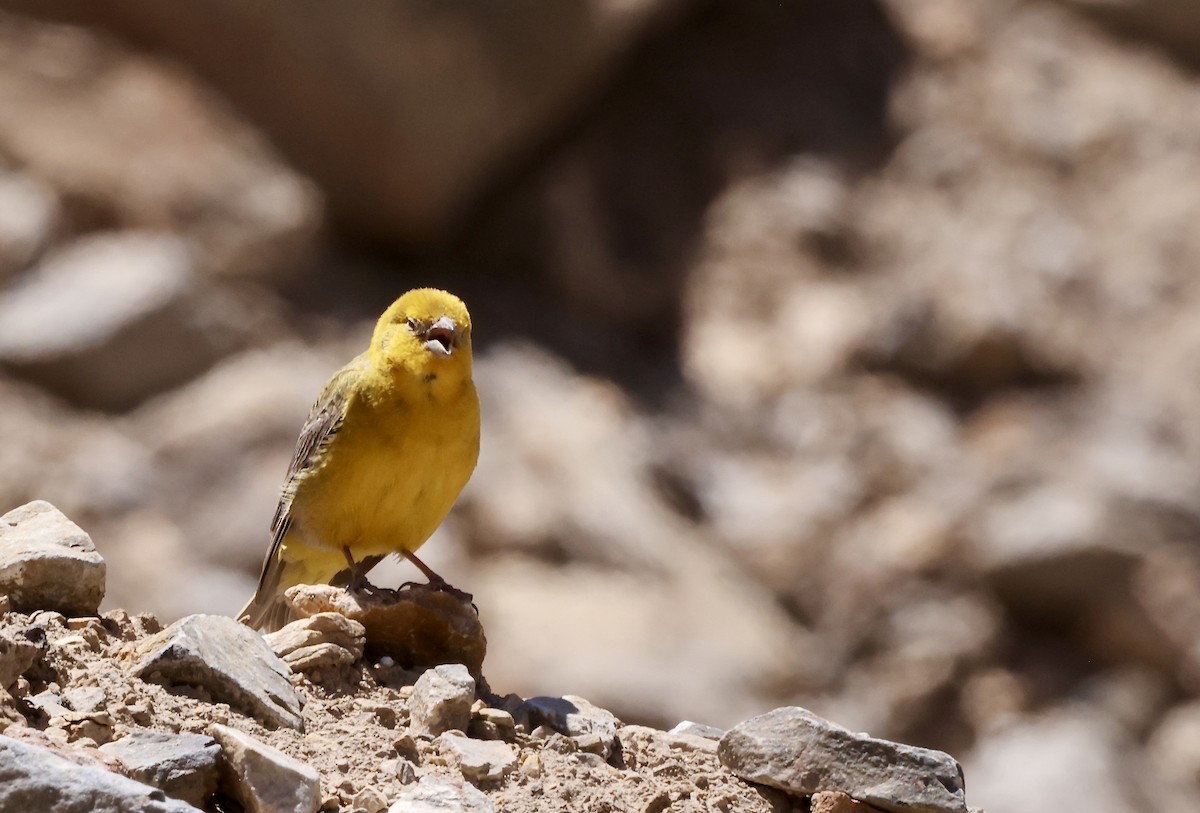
[409,664,475,737]
[210,724,320,813]
[437,732,517,783]
[0,500,105,616]
[387,775,493,813]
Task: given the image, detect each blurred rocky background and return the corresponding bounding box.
[0,1,1199,810]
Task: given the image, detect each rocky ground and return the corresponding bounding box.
[0,499,973,813]
[1,2,1200,812]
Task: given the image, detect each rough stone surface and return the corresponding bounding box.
[133,614,302,730]
[210,724,320,813]
[719,707,967,813]
[409,664,475,738]
[0,500,105,616]
[437,732,518,783]
[0,732,201,813]
[525,695,620,759]
[387,775,495,813]
[99,730,220,808]
[285,583,487,681]
[263,612,365,676]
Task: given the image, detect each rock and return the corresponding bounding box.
[62,686,106,715]
[99,730,220,808]
[718,706,967,813]
[0,169,58,278]
[0,628,42,689]
[811,791,890,813]
[15,0,695,244]
[263,612,365,675]
[409,664,475,738]
[668,720,725,740]
[285,584,486,681]
[525,695,620,759]
[468,707,517,743]
[0,232,259,410]
[0,732,201,812]
[133,614,303,730]
[437,732,518,783]
[0,500,105,616]
[210,724,320,813]
[387,775,494,813]
[351,786,389,813]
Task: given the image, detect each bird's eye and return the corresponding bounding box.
[406,317,421,333]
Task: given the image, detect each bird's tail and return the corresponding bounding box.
[237,591,294,633]
[238,540,294,632]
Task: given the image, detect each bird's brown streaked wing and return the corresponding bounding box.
[249,354,367,600]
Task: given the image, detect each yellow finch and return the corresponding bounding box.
[238,288,480,631]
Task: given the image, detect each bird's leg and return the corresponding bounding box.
[400,549,473,602]
[341,546,383,596]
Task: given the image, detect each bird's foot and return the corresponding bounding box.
[399,577,474,605]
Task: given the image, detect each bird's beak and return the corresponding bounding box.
[423,315,459,357]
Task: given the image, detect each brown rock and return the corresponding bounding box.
[284,583,486,681]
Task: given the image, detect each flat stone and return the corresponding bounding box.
[387,775,494,813]
[437,732,518,783]
[100,730,220,808]
[210,724,320,813]
[718,706,967,813]
[0,501,105,616]
[409,664,475,738]
[263,612,364,674]
[525,695,620,759]
[285,583,486,681]
[133,614,302,730]
[0,627,42,689]
[0,732,201,812]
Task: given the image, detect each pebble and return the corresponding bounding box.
[408,664,475,737]
[437,731,518,783]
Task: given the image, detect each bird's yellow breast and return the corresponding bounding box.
[284,372,480,579]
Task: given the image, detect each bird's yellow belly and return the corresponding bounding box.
[281,392,478,584]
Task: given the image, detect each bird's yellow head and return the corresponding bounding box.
[370,288,474,386]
